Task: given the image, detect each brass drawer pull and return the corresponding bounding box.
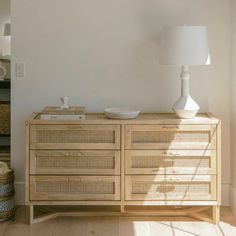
[67,125,83,130]
[162,125,179,130]
[169,152,181,156]
[162,151,180,156]
[165,177,180,181]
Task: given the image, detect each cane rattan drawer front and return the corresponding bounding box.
[125,125,216,150]
[30,150,120,175]
[30,125,120,149]
[125,150,216,175]
[30,176,120,201]
[125,175,216,201]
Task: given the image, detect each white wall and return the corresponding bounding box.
[231,0,236,215]
[11,0,231,204]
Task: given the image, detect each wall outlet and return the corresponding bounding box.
[15,62,25,77]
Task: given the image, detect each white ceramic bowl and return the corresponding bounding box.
[104,107,140,119]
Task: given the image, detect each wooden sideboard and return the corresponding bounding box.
[25,113,221,224]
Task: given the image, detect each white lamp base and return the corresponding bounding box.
[173,95,200,119]
[173,65,200,119]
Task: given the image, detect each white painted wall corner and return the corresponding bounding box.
[14,182,25,205]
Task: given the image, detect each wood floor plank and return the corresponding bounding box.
[3,219,57,236]
[87,217,119,236]
[119,217,173,236]
[0,221,9,236]
[171,221,223,236]
[118,217,223,236]
[3,207,57,236]
[1,206,236,236]
[118,217,134,236]
[217,206,236,236]
[53,217,88,236]
[218,222,236,236]
[192,222,223,236]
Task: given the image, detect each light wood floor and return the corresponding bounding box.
[0,207,236,236]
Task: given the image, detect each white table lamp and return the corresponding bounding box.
[159,26,210,119]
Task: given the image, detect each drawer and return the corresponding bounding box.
[125,150,216,175]
[30,125,120,149]
[125,125,216,150]
[30,150,120,175]
[30,176,120,201]
[125,175,216,201]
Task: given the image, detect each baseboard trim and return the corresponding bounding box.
[230,185,236,216]
[14,182,231,206]
[222,183,230,206]
[14,181,25,205]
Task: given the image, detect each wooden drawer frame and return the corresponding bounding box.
[125,125,216,150]
[30,176,120,201]
[125,175,217,201]
[30,150,120,175]
[30,124,120,150]
[25,113,221,224]
[125,150,216,175]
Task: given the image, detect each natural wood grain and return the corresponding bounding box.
[123,201,218,206]
[25,112,221,224]
[87,217,119,236]
[125,150,216,175]
[0,221,9,235]
[3,207,236,236]
[213,205,220,224]
[25,123,30,205]
[29,113,220,125]
[120,124,125,212]
[125,175,217,201]
[30,124,120,150]
[53,217,88,236]
[3,207,57,235]
[30,150,120,175]
[213,121,221,224]
[125,124,217,150]
[30,176,121,201]
[28,201,122,205]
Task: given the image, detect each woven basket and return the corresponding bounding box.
[0,195,15,222]
[0,104,10,120]
[0,162,15,221]
[0,153,10,168]
[0,148,10,168]
[0,120,10,135]
[0,103,10,135]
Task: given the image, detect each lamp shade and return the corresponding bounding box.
[3,23,11,36]
[159,26,210,65]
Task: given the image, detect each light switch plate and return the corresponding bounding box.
[15,62,25,77]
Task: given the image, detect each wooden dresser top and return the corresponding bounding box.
[26,112,220,125]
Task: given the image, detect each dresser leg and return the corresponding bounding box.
[213,206,220,224]
[26,205,34,224]
[120,205,125,213]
